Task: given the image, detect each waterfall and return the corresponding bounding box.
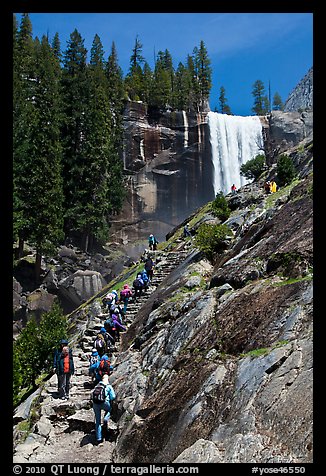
[140,138,145,160]
[182,111,189,148]
[207,111,264,196]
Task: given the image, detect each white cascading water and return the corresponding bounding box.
[182,110,189,148]
[207,111,264,196]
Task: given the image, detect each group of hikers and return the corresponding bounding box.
[52,244,158,445]
[264,179,277,194]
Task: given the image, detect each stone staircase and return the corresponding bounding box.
[13,249,190,463]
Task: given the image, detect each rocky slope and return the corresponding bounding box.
[13,137,313,464]
[284,67,313,113]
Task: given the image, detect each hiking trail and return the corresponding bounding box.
[13,249,190,463]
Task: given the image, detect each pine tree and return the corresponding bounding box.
[61,29,88,236]
[272,92,284,111]
[106,41,125,108]
[13,13,36,256]
[252,79,269,115]
[193,41,212,111]
[105,41,125,153]
[142,61,153,105]
[173,62,192,110]
[186,54,199,111]
[218,86,232,114]
[125,35,144,101]
[51,32,62,62]
[23,35,65,281]
[151,50,173,109]
[76,34,114,250]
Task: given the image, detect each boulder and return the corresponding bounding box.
[58,270,106,307]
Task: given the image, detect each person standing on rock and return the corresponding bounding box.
[53,339,75,400]
[144,255,155,280]
[148,234,158,251]
[119,283,133,315]
[91,373,116,445]
[183,223,192,238]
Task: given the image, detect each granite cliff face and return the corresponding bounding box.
[109,102,214,255]
[284,67,313,113]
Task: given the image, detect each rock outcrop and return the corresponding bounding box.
[109,102,214,255]
[284,67,313,112]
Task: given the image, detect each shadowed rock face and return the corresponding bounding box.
[109,103,215,255]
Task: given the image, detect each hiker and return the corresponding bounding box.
[119,284,133,315]
[144,255,155,280]
[264,181,271,194]
[108,303,126,329]
[111,313,127,342]
[94,354,113,383]
[88,348,100,383]
[148,234,158,251]
[270,180,277,193]
[91,374,116,445]
[183,223,192,238]
[102,292,116,312]
[231,184,237,194]
[133,273,144,299]
[93,330,108,357]
[104,317,117,344]
[53,339,75,400]
[140,269,150,290]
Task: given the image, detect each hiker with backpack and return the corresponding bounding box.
[140,269,150,291]
[91,373,116,445]
[133,273,144,300]
[148,234,159,251]
[104,314,126,344]
[119,284,133,315]
[94,354,113,383]
[111,313,127,342]
[93,330,108,357]
[104,317,118,345]
[144,255,155,280]
[52,339,75,400]
[102,292,117,312]
[88,348,100,384]
[109,302,125,323]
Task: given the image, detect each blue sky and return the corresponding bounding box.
[15,12,313,116]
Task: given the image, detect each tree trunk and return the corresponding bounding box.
[35,249,42,285]
[18,236,24,259]
[83,232,89,253]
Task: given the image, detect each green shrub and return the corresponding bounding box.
[240,154,266,181]
[13,302,68,406]
[195,223,232,261]
[276,154,297,186]
[211,192,231,221]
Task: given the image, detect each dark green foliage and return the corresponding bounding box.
[240,154,266,181]
[276,154,297,186]
[13,17,64,278]
[272,92,284,111]
[124,35,144,101]
[211,192,231,221]
[218,86,232,114]
[13,302,67,405]
[252,80,270,115]
[195,223,232,261]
